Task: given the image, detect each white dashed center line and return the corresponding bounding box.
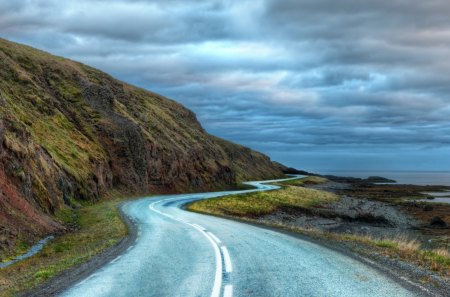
[224,285,233,297]
[221,246,232,273]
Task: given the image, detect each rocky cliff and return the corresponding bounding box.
[0,38,285,254]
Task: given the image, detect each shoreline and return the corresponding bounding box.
[319,171,450,187]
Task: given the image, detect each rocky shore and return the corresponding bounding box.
[269,176,450,248]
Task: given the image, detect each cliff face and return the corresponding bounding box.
[0,38,284,252]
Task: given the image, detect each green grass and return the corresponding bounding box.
[276,176,328,186]
[423,249,450,268]
[375,240,398,248]
[336,234,449,275]
[0,241,30,265]
[188,185,338,218]
[31,112,106,182]
[0,199,127,296]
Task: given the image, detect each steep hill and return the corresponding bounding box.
[0,38,285,255]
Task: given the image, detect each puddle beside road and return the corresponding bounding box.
[0,236,54,269]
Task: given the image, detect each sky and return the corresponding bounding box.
[1,0,450,173]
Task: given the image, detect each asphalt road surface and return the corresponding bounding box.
[61,177,425,297]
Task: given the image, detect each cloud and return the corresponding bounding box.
[1,0,450,171]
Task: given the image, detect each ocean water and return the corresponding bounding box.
[320,171,450,186]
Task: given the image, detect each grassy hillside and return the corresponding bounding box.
[0,38,285,259]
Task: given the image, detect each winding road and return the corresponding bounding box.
[61,177,427,297]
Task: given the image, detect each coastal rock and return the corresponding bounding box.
[321,196,417,228]
[429,216,447,227]
[365,176,396,183]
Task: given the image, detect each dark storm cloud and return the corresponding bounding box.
[1,0,450,171]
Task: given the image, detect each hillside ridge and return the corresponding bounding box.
[0,38,285,256]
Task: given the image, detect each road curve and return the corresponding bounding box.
[61,177,427,297]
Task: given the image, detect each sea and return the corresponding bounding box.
[319,171,450,186]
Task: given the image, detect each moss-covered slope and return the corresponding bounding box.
[0,38,284,255]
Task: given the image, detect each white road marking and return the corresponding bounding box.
[221,246,232,273]
[76,273,97,286]
[127,245,134,251]
[399,276,437,296]
[189,225,223,297]
[110,255,121,264]
[207,232,222,244]
[148,202,223,297]
[224,285,233,297]
[192,223,206,231]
